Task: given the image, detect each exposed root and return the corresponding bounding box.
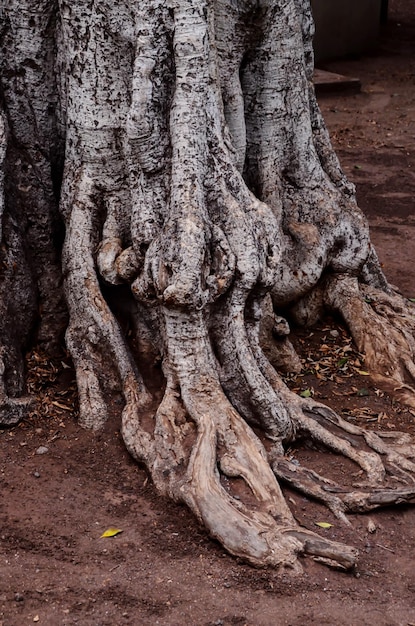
[121,308,359,571]
[241,296,415,518]
[211,291,293,442]
[325,274,415,408]
[97,201,415,571]
[272,403,415,521]
[0,396,33,427]
[63,170,152,429]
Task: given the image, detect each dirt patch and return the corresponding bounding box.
[2,2,415,624]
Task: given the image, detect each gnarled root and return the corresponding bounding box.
[272,402,415,523]
[243,299,415,523]
[324,274,415,408]
[122,308,358,571]
[62,168,152,430]
[64,154,415,572]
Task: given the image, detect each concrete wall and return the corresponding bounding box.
[311,0,382,61]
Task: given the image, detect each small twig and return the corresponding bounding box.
[109,564,121,572]
[47,430,61,443]
[376,543,395,554]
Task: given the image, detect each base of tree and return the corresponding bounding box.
[2,0,415,573]
[115,294,415,572]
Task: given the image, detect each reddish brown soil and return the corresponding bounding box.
[2,2,415,624]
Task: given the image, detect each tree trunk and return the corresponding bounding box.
[1,0,415,571]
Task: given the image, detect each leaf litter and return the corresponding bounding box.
[279,319,409,428]
[25,349,79,425]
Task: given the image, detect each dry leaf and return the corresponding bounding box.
[101,528,123,538]
[315,522,333,529]
[300,389,312,398]
[51,401,72,411]
[357,370,370,376]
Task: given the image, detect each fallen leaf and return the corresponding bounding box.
[101,528,123,538]
[357,370,370,376]
[409,298,415,303]
[315,522,333,529]
[300,389,312,398]
[33,617,40,623]
[337,357,349,368]
[51,401,72,411]
[357,388,370,397]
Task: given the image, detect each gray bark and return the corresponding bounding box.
[1,0,415,570]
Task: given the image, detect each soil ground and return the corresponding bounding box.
[1,1,415,624]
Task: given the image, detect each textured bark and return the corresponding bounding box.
[1,0,415,570]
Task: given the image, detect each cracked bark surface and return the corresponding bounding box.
[1,0,415,571]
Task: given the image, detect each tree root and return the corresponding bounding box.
[121,308,359,571]
[0,396,33,427]
[325,274,415,409]
[77,196,415,573]
[244,298,415,521]
[69,254,415,571]
[63,169,152,429]
[272,404,415,522]
[62,95,415,580]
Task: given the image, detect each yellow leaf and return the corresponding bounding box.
[300,389,312,398]
[357,370,370,376]
[315,522,333,529]
[101,528,123,538]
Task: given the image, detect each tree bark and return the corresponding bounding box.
[1,0,415,571]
